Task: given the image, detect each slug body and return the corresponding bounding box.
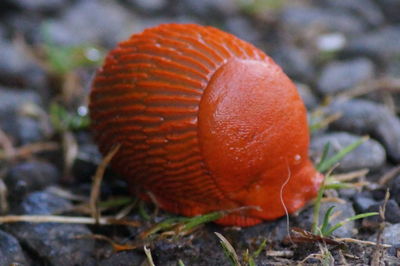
[90,24,323,226]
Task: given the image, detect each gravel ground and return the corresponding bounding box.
[0,0,399,265]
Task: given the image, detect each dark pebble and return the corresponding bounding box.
[175,0,238,18]
[281,6,365,36]
[328,99,400,162]
[0,229,28,265]
[296,202,356,238]
[353,192,377,213]
[99,251,144,266]
[297,83,318,110]
[389,174,400,206]
[5,160,60,202]
[0,87,43,144]
[322,0,384,26]
[378,0,400,23]
[6,191,96,266]
[317,58,374,95]
[273,45,316,83]
[344,26,400,63]
[72,143,102,181]
[16,116,45,145]
[364,200,400,226]
[0,38,46,88]
[387,243,400,258]
[44,1,138,47]
[310,132,386,172]
[125,0,167,14]
[225,16,261,45]
[5,0,68,12]
[370,223,400,245]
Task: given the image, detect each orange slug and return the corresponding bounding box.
[89,24,323,227]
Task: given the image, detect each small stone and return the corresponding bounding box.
[353,193,377,213]
[322,0,384,26]
[0,230,28,265]
[364,200,400,226]
[310,132,386,172]
[6,191,95,266]
[0,39,46,88]
[389,174,400,206]
[5,161,60,202]
[125,0,167,13]
[0,87,42,144]
[16,116,44,145]
[6,0,68,12]
[317,58,374,95]
[44,1,140,47]
[99,251,144,266]
[225,17,261,45]
[296,83,318,110]
[378,0,400,23]
[375,223,400,245]
[281,6,365,36]
[344,26,400,63]
[327,99,400,162]
[273,45,316,83]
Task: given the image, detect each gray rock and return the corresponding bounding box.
[390,174,400,206]
[99,251,144,266]
[273,45,316,83]
[379,0,400,22]
[16,116,45,145]
[0,87,42,144]
[125,0,168,13]
[281,6,365,36]
[5,161,60,202]
[6,0,68,12]
[225,17,261,45]
[376,223,400,245]
[322,0,384,26]
[327,99,400,162]
[353,193,377,213]
[345,26,400,63]
[0,39,46,88]
[310,132,386,172]
[0,230,28,265]
[296,201,356,238]
[317,58,374,95]
[364,200,400,226]
[297,83,318,110]
[44,1,140,47]
[6,191,95,266]
[176,0,238,17]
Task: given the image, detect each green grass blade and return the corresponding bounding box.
[317,137,368,173]
[323,212,378,236]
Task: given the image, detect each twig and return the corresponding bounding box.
[378,165,400,186]
[89,144,121,223]
[0,215,140,226]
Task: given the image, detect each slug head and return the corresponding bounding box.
[198,57,323,225]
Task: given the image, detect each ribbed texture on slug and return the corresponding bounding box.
[89,24,268,215]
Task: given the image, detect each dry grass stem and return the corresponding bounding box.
[265,250,294,257]
[80,234,140,251]
[90,144,121,223]
[0,214,140,226]
[378,165,400,186]
[331,169,369,182]
[338,77,400,99]
[62,131,78,178]
[335,237,391,248]
[0,128,16,159]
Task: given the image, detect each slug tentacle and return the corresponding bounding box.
[90,23,323,227]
